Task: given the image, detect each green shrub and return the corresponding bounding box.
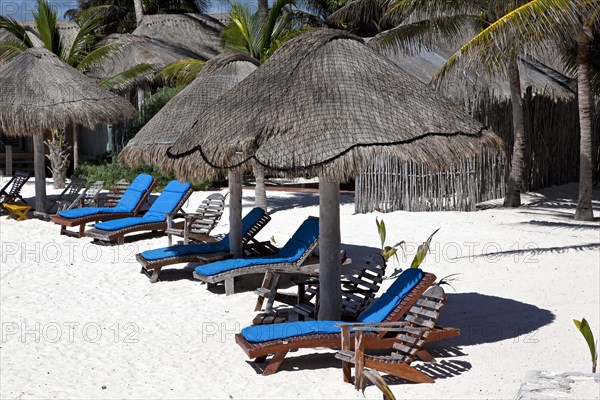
[74,161,213,192]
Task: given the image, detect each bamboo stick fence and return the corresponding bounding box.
[356,90,599,213]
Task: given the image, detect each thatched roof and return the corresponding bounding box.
[197,52,259,78]
[133,13,223,60]
[87,34,200,80]
[119,53,258,168]
[0,48,136,136]
[167,29,502,182]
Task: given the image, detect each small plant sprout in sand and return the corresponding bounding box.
[573,318,598,373]
[375,217,405,264]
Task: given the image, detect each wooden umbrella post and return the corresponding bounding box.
[228,170,243,258]
[317,178,342,321]
[33,133,46,211]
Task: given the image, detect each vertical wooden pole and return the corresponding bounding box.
[317,178,342,321]
[72,124,80,171]
[33,133,46,211]
[5,145,12,177]
[228,170,243,258]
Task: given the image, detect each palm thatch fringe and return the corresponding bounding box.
[0,48,136,136]
[167,29,502,182]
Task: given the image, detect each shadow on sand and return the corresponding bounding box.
[437,292,555,347]
[244,191,354,214]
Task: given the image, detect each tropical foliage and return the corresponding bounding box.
[573,317,598,373]
[0,0,118,70]
[65,0,209,35]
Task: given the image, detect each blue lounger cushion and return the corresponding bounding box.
[195,217,319,277]
[57,173,154,218]
[94,180,191,231]
[140,207,266,261]
[240,268,424,343]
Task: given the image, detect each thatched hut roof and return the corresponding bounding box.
[120,53,258,168]
[87,33,200,80]
[133,13,223,60]
[197,52,259,78]
[0,47,136,136]
[167,29,502,181]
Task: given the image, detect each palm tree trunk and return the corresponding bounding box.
[253,164,267,210]
[133,0,144,27]
[503,55,526,207]
[575,31,595,221]
[257,0,269,21]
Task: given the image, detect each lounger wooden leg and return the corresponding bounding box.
[79,224,85,238]
[354,333,365,390]
[255,270,274,311]
[117,236,125,246]
[60,225,66,236]
[415,349,436,362]
[224,278,234,295]
[149,268,161,283]
[341,326,352,383]
[363,359,435,384]
[263,350,289,376]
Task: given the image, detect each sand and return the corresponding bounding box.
[1,178,598,399]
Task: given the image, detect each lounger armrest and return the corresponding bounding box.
[336,321,428,333]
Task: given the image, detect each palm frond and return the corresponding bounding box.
[387,0,480,22]
[100,63,155,93]
[222,2,261,58]
[371,14,479,55]
[32,0,62,55]
[0,40,28,62]
[0,15,33,47]
[66,11,103,67]
[76,41,124,73]
[262,0,296,53]
[328,0,390,28]
[157,58,205,86]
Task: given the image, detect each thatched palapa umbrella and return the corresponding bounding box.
[168,29,502,319]
[0,48,136,211]
[132,13,223,61]
[119,52,259,170]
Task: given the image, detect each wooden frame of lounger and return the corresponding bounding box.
[84,188,193,245]
[137,212,273,283]
[193,237,319,296]
[0,170,31,207]
[50,179,156,238]
[235,272,460,376]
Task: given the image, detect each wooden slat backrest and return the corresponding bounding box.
[341,254,387,318]
[390,285,446,363]
[4,171,30,196]
[104,179,130,208]
[188,193,226,235]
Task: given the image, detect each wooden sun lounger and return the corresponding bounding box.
[235,272,460,375]
[194,235,319,296]
[33,178,86,219]
[165,192,227,245]
[85,187,193,245]
[51,178,156,238]
[0,170,31,207]
[138,211,273,283]
[336,285,448,387]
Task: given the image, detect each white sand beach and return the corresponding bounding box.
[1,179,598,399]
